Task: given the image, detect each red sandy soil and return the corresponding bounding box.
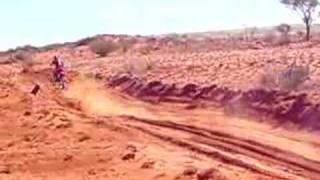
[0,36,320,180]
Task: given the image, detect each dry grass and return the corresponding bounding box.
[118,58,154,76]
[119,39,136,53]
[278,65,310,91]
[260,64,310,91]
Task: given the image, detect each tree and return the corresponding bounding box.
[280,0,319,41]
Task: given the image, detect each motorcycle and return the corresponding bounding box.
[53,69,67,90]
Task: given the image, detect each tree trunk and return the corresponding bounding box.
[305,22,311,41]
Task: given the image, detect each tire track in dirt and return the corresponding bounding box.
[59,75,320,179]
[119,115,320,180]
[127,124,292,180]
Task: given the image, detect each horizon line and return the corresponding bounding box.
[2,23,316,52]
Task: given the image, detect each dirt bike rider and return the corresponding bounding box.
[51,55,66,87]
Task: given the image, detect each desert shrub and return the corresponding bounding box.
[6,49,15,54]
[14,50,33,61]
[276,24,291,34]
[296,31,305,39]
[278,65,310,91]
[89,38,118,57]
[139,45,153,55]
[85,72,104,80]
[119,39,135,53]
[11,50,35,72]
[120,58,154,76]
[13,45,39,53]
[260,64,310,91]
[263,32,290,46]
[75,37,95,46]
[276,34,291,45]
[275,24,291,45]
[10,50,34,66]
[243,27,258,41]
[259,72,278,89]
[40,43,64,52]
[168,33,181,39]
[263,32,277,44]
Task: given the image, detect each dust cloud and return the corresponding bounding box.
[63,76,156,119]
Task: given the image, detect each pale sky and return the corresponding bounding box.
[0,0,304,50]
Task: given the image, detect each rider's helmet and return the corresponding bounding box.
[52,55,58,66]
[52,55,64,68]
